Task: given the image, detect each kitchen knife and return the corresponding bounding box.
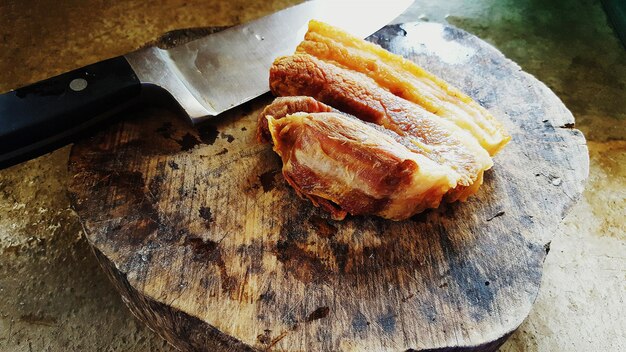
[0,0,412,169]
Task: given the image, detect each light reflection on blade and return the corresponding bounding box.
[162,0,412,123]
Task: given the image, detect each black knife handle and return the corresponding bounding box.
[0,56,141,169]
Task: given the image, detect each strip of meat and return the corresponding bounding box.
[257,97,467,201]
[269,54,493,192]
[266,112,457,220]
[295,20,510,155]
[258,96,447,160]
[256,96,333,143]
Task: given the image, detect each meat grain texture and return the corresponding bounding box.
[258,21,510,221]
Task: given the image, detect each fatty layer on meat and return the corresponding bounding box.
[296,20,510,155]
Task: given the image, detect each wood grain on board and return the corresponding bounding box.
[67,22,588,351]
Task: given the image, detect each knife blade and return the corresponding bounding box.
[0,0,412,169]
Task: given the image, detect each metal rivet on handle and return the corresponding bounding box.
[69,78,88,92]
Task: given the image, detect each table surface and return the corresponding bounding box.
[0,0,624,351]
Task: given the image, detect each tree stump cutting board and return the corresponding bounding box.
[67,22,588,351]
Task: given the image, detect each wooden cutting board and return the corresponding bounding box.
[67,22,588,351]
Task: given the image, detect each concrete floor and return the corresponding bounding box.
[0,0,624,351]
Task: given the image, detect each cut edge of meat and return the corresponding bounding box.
[256,96,334,144]
[266,112,457,221]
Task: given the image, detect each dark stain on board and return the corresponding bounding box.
[220,132,235,143]
[184,236,218,261]
[352,311,369,333]
[236,240,265,274]
[544,241,551,254]
[402,293,415,302]
[258,290,276,303]
[486,210,505,221]
[274,203,431,284]
[306,306,330,322]
[281,311,298,329]
[275,238,327,283]
[148,174,165,199]
[103,170,158,245]
[177,132,201,151]
[183,235,237,296]
[259,169,280,192]
[168,160,180,170]
[309,215,337,238]
[437,228,495,317]
[419,303,437,323]
[330,241,349,273]
[198,206,213,224]
[215,148,228,156]
[152,211,190,243]
[275,214,330,283]
[177,184,187,197]
[377,311,397,334]
[198,124,219,145]
[257,329,272,344]
[123,216,158,246]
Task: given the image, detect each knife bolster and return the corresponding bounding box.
[125,47,216,124]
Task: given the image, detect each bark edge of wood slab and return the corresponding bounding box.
[67,22,588,352]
